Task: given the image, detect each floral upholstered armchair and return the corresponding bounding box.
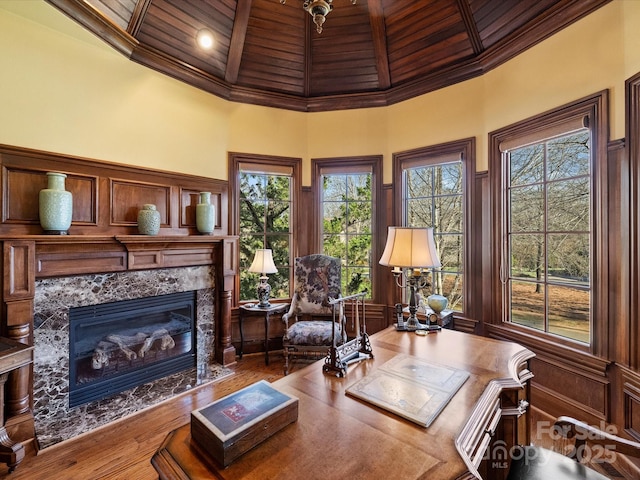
[282,254,346,375]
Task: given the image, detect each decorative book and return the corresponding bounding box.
[346,354,469,427]
[191,380,298,467]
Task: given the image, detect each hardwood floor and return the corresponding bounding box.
[0,353,290,480]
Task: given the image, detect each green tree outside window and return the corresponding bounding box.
[239,171,292,301]
[321,173,373,297]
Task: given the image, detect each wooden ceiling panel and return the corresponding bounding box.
[45,0,612,111]
[470,0,561,48]
[385,0,473,86]
[87,0,135,30]
[136,1,234,79]
[236,0,306,95]
[309,2,379,95]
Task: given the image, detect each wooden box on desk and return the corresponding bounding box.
[191,380,298,467]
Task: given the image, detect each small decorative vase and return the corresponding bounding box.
[427,294,448,314]
[39,172,73,235]
[196,191,215,234]
[137,204,161,235]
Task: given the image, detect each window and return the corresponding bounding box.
[404,161,464,310]
[394,140,474,315]
[229,154,301,303]
[314,157,382,298]
[506,130,591,342]
[489,92,608,351]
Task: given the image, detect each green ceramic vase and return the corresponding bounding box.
[196,191,215,234]
[427,294,448,314]
[137,204,161,235]
[39,172,73,235]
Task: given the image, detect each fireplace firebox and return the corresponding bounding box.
[69,291,196,407]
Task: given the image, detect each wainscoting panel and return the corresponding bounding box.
[0,143,229,236]
[620,365,640,442]
[180,188,222,229]
[529,356,609,419]
[111,179,171,226]
[3,167,97,225]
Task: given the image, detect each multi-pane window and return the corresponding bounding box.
[504,130,591,343]
[321,171,373,296]
[404,161,464,311]
[238,167,292,302]
[314,157,381,298]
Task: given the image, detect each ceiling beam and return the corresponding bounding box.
[304,13,311,98]
[127,0,152,37]
[225,0,252,84]
[367,0,391,89]
[456,0,484,55]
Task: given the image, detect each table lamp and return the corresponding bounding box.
[248,249,278,307]
[379,227,441,330]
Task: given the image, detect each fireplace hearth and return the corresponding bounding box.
[69,291,196,407]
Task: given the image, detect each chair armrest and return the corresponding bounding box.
[555,416,640,458]
[281,299,298,329]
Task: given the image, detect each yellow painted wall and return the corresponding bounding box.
[0,2,232,178]
[1,1,639,183]
[226,103,308,165]
[483,0,627,159]
[0,1,307,181]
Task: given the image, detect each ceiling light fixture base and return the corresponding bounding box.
[280,0,357,34]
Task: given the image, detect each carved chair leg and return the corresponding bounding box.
[283,348,289,376]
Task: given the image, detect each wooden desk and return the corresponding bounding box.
[152,327,534,480]
[0,337,34,473]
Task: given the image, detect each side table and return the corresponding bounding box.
[239,303,289,365]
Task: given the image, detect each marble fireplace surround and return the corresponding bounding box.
[0,235,238,451]
[32,265,228,448]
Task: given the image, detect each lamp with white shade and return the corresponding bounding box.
[248,249,278,308]
[379,227,442,330]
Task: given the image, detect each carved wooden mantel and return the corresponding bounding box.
[0,234,238,451]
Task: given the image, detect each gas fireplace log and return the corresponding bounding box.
[139,329,175,358]
[91,329,177,369]
[91,332,148,369]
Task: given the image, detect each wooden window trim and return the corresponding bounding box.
[627,72,640,370]
[312,155,383,302]
[392,138,475,319]
[228,152,302,304]
[488,92,609,357]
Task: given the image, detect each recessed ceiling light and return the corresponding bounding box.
[196,29,214,50]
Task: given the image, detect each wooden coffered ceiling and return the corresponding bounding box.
[46,0,611,112]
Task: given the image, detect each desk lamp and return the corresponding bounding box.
[379,227,441,330]
[248,249,278,307]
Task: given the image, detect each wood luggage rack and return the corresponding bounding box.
[323,291,373,377]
